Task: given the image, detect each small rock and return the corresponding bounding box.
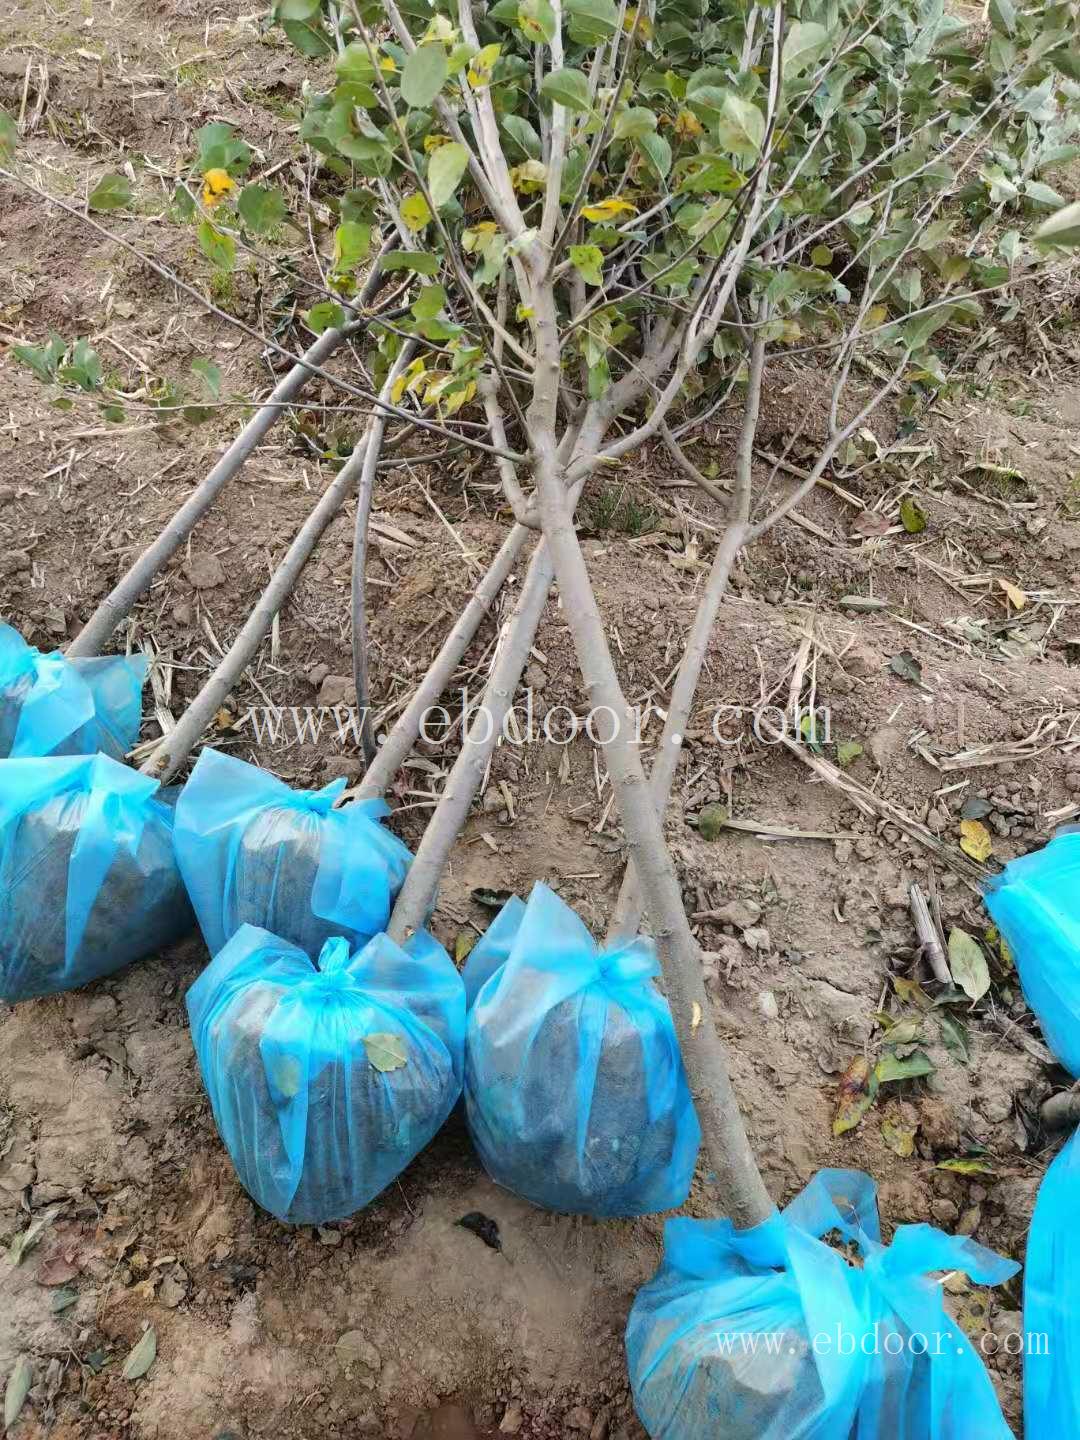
[867,725,903,770]
[758,990,779,1020]
[844,640,881,677]
[957,1204,981,1236]
[317,674,355,707]
[172,601,194,627]
[930,1198,959,1226]
[0,550,32,576]
[741,925,771,952]
[834,839,852,863]
[926,807,947,834]
[71,994,118,1040]
[854,837,876,862]
[158,1266,188,1309]
[308,662,330,689]
[705,899,762,930]
[979,1093,1012,1125]
[335,1331,381,1372]
[182,552,226,590]
[566,1407,593,1432]
[321,756,360,785]
[590,1412,611,1440]
[524,663,548,690]
[499,1402,523,1434]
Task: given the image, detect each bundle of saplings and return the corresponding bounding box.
[173,748,413,961]
[463,883,700,1216]
[0,753,194,1003]
[626,1169,1019,1440]
[0,621,147,760]
[187,924,465,1224]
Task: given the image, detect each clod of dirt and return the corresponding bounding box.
[316,673,354,706]
[182,552,226,589]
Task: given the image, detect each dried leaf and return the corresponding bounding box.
[892,975,932,1010]
[833,1054,878,1136]
[889,650,922,684]
[935,1156,995,1174]
[852,510,892,538]
[121,1327,156,1381]
[4,1356,32,1430]
[881,1116,916,1157]
[453,931,476,964]
[958,819,993,863]
[885,1018,924,1047]
[49,1288,79,1314]
[363,1033,408,1072]
[36,1256,79,1288]
[875,1050,935,1083]
[998,577,1026,611]
[8,1205,62,1265]
[948,927,991,1001]
[899,497,927,533]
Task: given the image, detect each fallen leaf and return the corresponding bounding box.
[213,707,236,731]
[4,1356,32,1430]
[889,650,923,684]
[852,509,892,538]
[471,886,514,910]
[453,931,475,964]
[122,1327,156,1381]
[998,577,1026,611]
[36,1256,79,1288]
[960,795,993,821]
[958,818,993,864]
[457,1211,501,1250]
[696,803,729,841]
[899,497,927,533]
[936,1156,995,1174]
[8,1205,62,1265]
[938,1011,970,1062]
[839,595,889,611]
[947,927,991,1001]
[833,1054,878,1136]
[881,1115,916,1157]
[892,976,932,1010]
[875,1050,935,1083]
[363,1032,408,1072]
[836,740,863,767]
[49,1288,79,1314]
[691,1000,702,1033]
[884,1018,923,1047]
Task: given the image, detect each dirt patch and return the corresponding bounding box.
[2,0,1080,1434]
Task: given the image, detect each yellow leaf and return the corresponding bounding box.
[866,304,889,328]
[581,196,638,221]
[424,133,452,152]
[624,7,653,37]
[442,379,477,415]
[467,42,501,89]
[833,1054,878,1137]
[673,109,704,142]
[510,159,548,193]
[201,168,235,209]
[404,357,428,394]
[958,818,993,863]
[213,707,235,731]
[691,1000,702,1032]
[998,577,1026,611]
[390,374,408,405]
[401,193,432,231]
[379,55,397,72]
[516,303,534,320]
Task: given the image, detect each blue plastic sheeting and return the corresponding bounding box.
[187,924,466,1225]
[174,748,413,961]
[627,1168,1019,1440]
[986,832,1080,1435]
[985,829,1080,1077]
[1023,1127,1080,1435]
[0,622,146,760]
[0,753,194,1003]
[463,883,700,1216]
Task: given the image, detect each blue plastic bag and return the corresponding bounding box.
[0,753,194,1003]
[627,1168,1018,1440]
[984,829,1080,1076]
[463,882,700,1216]
[173,748,413,961]
[187,923,465,1225]
[985,832,1080,1435]
[0,621,146,760]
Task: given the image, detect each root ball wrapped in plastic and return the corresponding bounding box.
[174,748,412,961]
[0,621,147,760]
[626,1168,1018,1440]
[0,753,194,1003]
[462,883,700,1217]
[187,924,466,1224]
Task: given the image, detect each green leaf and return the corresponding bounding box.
[364,1031,408,1071]
[88,173,134,211]
[836,740,863,767]
[637,132,671,180]
[306,301,346,334]
[195,122,251,176]
[411,283,446,321]
[517,0,556,43]
[190,357,222,399]
[236,184,286,234]
[899,496,927,533]
[1025,180,1065,211]
[988,0,1015,34]
[0,107,17,161]
[613,106,657,142]
[948,927,990,1002]
[501,114,542,160]
[1036,201,1080,248]
[333,220,371,270]
[715,93,765,160]
[428,140,470,208]
[170,184,197,221]
[4,1356,32,1431]
[783,20,830,80]
[13,334,66,384]
[275,0,320,16]
[696,803,729,841]
[569,243,604,286]
[936,1156,995,1174]
[565,0,618,41]
[58,339,102,392]
[401,44,448,108]
[540,67,591,113]
[281,17,334,56]
[382,250,440,274]
[196,220,235,272]
[875,1050,935,1083]
[122,1327,157,1381]
[810,244,833,266]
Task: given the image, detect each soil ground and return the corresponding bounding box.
[0,1,1079,1436]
